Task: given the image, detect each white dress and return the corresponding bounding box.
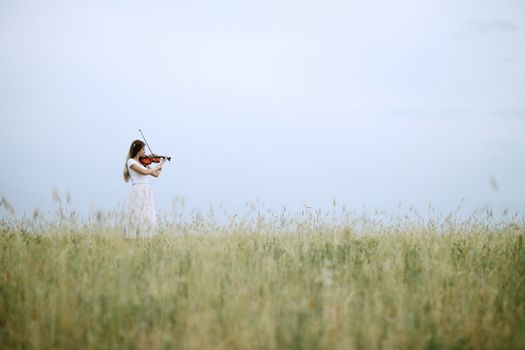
[124,158,158,238]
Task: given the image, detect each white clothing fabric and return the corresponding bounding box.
[124,158,157,238]
[127,158,149,185]
[123,183,158,239]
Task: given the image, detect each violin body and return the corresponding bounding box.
[137,130,171,166]
[139,154,171,166]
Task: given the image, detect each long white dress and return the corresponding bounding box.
[124,158,158,239]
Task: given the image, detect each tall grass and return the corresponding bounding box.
[1,201,524,349]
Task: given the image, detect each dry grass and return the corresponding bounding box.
[0,204,524,349]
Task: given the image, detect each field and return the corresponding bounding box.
[1,206,524,349]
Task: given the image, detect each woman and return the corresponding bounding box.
[122,140,166,238]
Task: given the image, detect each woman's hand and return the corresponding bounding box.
[156,159,165,171]
[152,159,166,177]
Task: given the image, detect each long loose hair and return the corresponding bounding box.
[123,140,145,182]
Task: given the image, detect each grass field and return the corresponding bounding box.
[1,207,524,349]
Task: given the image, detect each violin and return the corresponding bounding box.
[139,154,171,166]
[137,129,172,167]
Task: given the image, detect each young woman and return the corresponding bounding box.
[123,140,166,238]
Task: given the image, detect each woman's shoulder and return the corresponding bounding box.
[127,158,139,167]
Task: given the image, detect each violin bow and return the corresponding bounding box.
[138,129,155,156]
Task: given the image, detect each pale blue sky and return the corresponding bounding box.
[1,0,524,219]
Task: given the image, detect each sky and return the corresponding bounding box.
[1,0,524,220]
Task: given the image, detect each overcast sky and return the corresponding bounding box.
[1,0,524,219]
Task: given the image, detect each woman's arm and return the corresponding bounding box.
[130,163,163,176]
